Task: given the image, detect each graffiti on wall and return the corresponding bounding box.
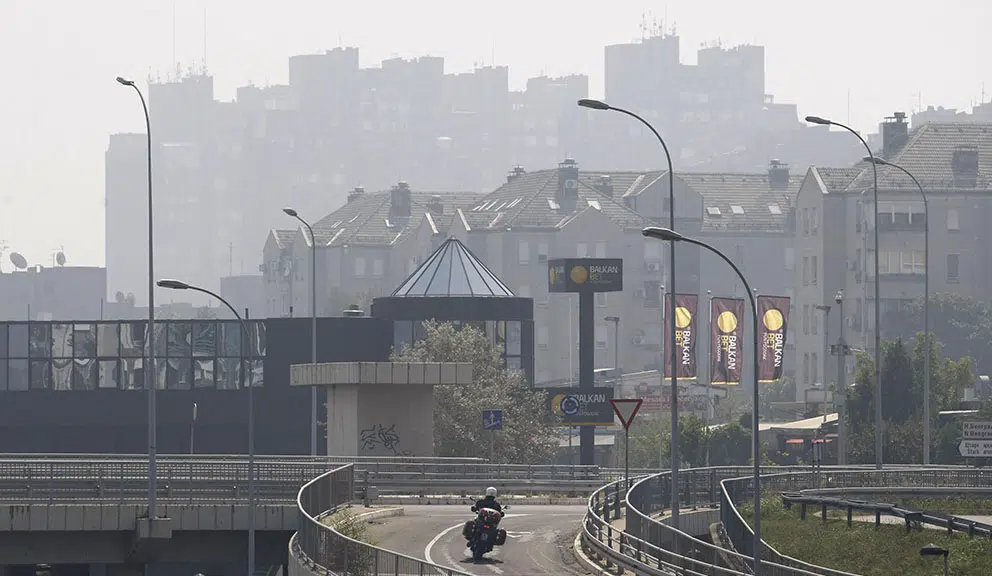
[360,423,413,456]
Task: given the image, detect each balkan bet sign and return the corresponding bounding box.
[548,258,623,293]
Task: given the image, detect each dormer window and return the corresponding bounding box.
[706,206,722,217]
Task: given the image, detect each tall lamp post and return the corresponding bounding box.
[283,208,320,456]
[862,156,930,464]
[805,115,883,469]
[580,98,682,525]
[158,279,256,576]
[116,76,159,519]
[643,227,762,575]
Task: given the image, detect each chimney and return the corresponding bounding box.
[556,158,579,212]
[768,159,790,190]
[427,194,444,219]
[390,181,412,217]
[880,112,909,157]
[347,186,365,203]
[952,146,979,187]
[595,175,614,197]
[506,165,526,183]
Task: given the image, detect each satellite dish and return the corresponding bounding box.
[56,251,66,266]
[115,291,125,303]
[9,252,27,270]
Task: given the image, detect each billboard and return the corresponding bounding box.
[548,258,623,293]
[545,386,616,426]
[664,293,698,380]
[710,297,745,385]
[757,295,791,382]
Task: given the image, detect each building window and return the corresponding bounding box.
[947,254,960,283]
[812,352,818,383]
[802,208,809,236]
[595,242,607,258]
[803,305,810,335]
[595,324,608,350]
[537,326,549,349]
[644,281,661,307]
[811,207,819,235]
[596,293,607,307]
[803,353,810,385]
[812,310,818,335]
[372,259,384,278]
[576,243,588,258]
[785,247,795,271]
[947,209,960,231]
[537,242,549,262]
[802,256,809,286]
[855,201,863,233]
[811,256,818,285]
[518,241,530,265]
[354,257,366,277]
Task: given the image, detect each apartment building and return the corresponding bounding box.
[791,113,992,399]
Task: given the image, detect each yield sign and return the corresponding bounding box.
[611,399,643,430]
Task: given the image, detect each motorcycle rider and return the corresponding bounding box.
[472,486,505,516]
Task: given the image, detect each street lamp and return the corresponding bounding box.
[642,226,763,575]
[283,207,320,457]
[116,75,159,520]
[605,316,621,383]
[581,98,683,526]
[862,156,931,465]
[805,115,883,469]
[920,544,949,576]
[157,279,257,576]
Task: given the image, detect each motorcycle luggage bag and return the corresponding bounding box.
[495,528,507,546]
[462,521,475,539]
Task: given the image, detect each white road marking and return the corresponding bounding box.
[424,514,531,573]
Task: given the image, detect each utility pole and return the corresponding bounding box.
[831,290,851,465]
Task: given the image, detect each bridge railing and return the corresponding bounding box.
[294,463,471,576]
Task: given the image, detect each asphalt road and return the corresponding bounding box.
[368,504,591,576]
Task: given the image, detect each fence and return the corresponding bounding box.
[294,463,472,576]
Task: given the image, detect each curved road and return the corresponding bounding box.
[369,505,591,576]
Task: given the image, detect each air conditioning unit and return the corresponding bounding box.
[646,262,661,273]
[537,254,548,262]
[848,260,858,271]
[633,289,646,299]
[538,342,549,350]
[632,335,645,346]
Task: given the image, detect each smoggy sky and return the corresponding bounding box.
[1,0,988,268]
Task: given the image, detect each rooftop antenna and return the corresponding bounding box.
[172,2,177,78]
[0,240,7,273]
[202,2,208,74]
[639,13,648,39]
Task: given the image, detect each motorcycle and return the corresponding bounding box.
[461,504,509,561]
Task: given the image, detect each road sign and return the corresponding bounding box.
[958,439,992,458]
[963,421,992,440]
[483,410,503,431]
[610,399,643,430]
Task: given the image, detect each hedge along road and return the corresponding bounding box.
[367,504,591,576]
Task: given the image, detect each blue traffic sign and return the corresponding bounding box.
[483,409,503,431]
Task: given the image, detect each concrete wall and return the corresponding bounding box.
[327,384,434,457]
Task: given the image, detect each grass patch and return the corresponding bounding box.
[320,507,381,546]
[899,497,992,516]
[742,499,992,575]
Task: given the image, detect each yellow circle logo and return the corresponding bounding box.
[716,311,738,333]
[674,306,692,329]
[763,309,784,331]
[549,267,557,285]
[570,266,588,284]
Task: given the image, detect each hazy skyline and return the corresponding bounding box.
[1,0,989,269]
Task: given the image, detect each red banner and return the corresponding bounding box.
[711,297,744,385]
[664,293,698,380]
[757,295,790,382]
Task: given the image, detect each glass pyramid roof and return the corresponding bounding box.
[391,238,515,297]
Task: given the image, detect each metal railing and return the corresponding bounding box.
[294,463,471,576]
[0,455,642,503]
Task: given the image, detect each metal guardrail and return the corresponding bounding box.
[0,455,641,504]
[293,464,471,576]
[584,466,989,576]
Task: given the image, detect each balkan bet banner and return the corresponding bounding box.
[757,295,790,382]
[711,297,745,385]
[664,293,698,380]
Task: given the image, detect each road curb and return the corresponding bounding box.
[376,495,588,506]
[572,529,615,576]
[353,506,405,522]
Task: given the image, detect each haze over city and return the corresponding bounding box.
[1,0,989,267]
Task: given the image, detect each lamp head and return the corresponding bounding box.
[642,227,685,242]
[804,115,831,126]
[577,98,611,111]
[862,156,889,166]
[157,279,190,290]
[282,207,299,217]
[116,76,135,87]
[835,290,844,304]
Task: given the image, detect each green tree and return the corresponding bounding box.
[616,416,666,469]
[708,421,751,466]
[391,321,557,464]
[886,292,992,375]
[663,414,710,467]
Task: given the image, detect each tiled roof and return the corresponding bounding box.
[309,188,480,248]
[391,237,514,297]
[460,168,654,232]
[678,172,804,233]
[813,167,863,192]
[271,229,296,249]
[848,122,992,191]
